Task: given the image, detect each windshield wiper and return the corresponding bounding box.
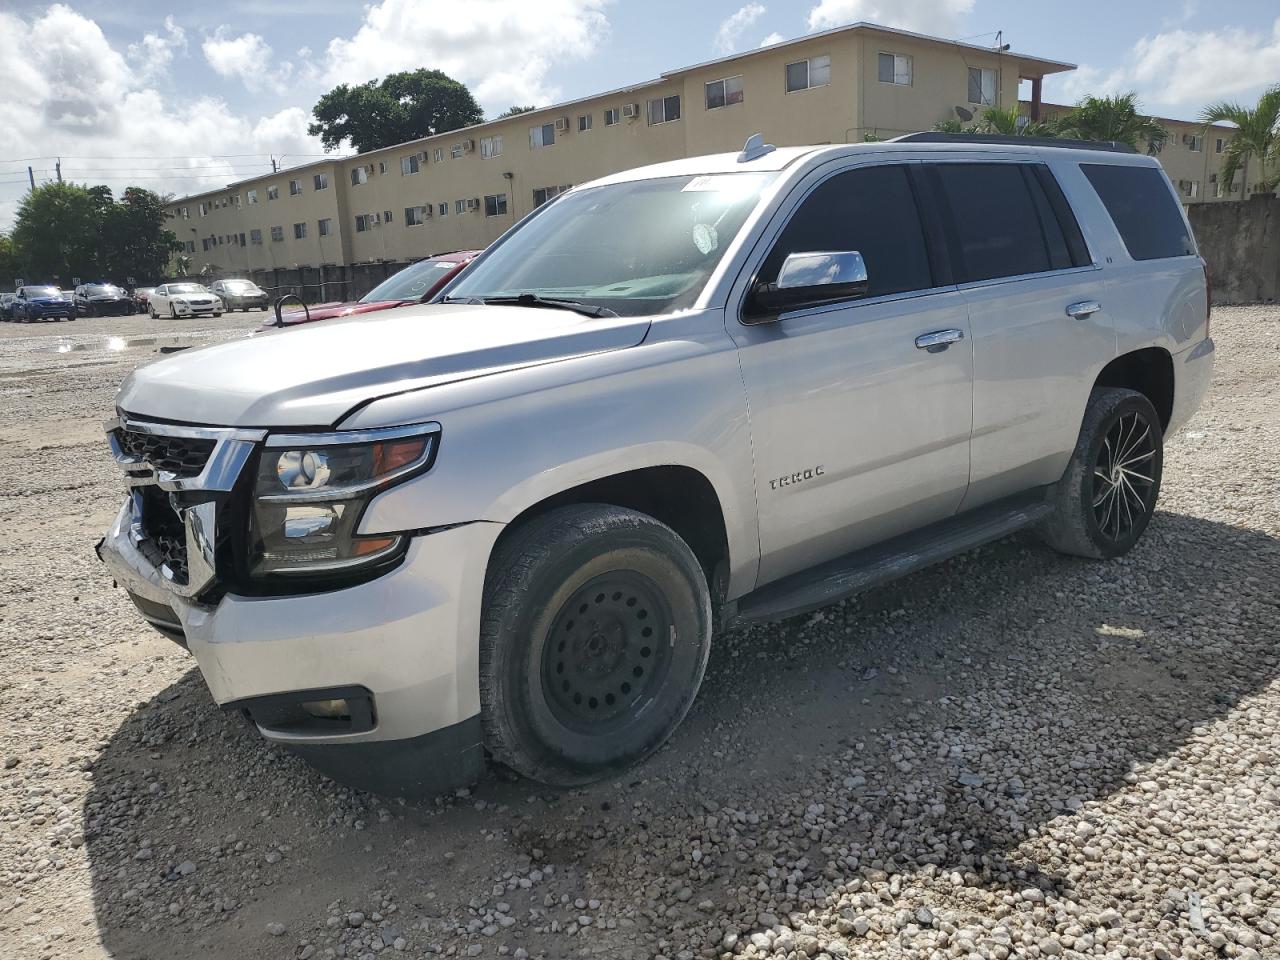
[445,292,617,318]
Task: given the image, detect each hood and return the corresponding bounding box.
[116,302,651,427]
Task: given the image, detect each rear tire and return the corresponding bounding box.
[1041,387,1163,559]
[479,504,712,787]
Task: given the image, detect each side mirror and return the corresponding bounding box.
[745,251,869,322]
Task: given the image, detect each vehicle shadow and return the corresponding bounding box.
[82,511,1279,958]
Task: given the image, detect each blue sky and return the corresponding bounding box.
[2,0,1279,228]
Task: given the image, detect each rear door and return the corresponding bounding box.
[925,159,1114,509]
[729,161,974,586]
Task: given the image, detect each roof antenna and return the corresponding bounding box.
[737,133,776,163]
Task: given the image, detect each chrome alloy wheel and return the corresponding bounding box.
[1092,410,1157,541]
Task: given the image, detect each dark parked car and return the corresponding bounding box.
[209,279,269,312]
[132,287,156,314]
[74,282,133,317]
[0,292,15,321]
[12,285,76,322]
[268,250,481,327]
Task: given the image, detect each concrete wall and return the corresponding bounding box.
[1190,196,1280,303]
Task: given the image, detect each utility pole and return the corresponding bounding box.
[28,166,35,190]
[271,156,278,173]
[55,158,62,183]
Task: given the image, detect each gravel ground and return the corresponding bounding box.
[1,306,1277,960]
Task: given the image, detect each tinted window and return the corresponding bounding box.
[1081,164,1195,261]
[933,163,1057,282]
[760,165,933,298]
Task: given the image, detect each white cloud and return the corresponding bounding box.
[715,4,766,55]
[323,0,611,110]
[202,27,294,94]
[127,15,187,81]
[0,6,329,231]
[806,0,974,34]
[1044,18,1280,115]
[759,32,784,48]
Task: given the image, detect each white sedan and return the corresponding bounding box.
[149,283,223,318]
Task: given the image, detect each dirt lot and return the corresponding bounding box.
[1,307,1277,960]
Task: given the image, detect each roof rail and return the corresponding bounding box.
[890,132,1136,154]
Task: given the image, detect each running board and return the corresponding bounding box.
[727,494,1053,627]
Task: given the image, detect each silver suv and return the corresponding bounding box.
[97,135,1214,795]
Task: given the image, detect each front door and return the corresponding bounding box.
[729,162,974,587]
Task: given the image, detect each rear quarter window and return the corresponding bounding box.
[1080,164,1196,261]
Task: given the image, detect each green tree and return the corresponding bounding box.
[1199,85,1280,195]
[495,105,536,119]
[308,69,484,153]
[101,187,182,281]
[11,183,104,283]
[0,234,19,286]
[973,104,1054,137]
[1052,93,1168,152]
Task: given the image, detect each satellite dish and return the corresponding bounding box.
[955,106,974,122]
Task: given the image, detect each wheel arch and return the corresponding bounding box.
[1093,346,1175,431]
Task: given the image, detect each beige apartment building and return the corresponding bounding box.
[1033,102,1248,204]
[169,21,1076,278]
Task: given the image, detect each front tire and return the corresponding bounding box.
[1041,387,1163,559]
[479,505,712,787]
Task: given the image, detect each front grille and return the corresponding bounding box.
[139,487,189,584]
[115,428,216,478]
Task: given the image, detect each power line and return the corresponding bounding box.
[0,153,337,163]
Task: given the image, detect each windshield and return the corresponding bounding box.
[361,259,460,303]
[168,284,206,295]
[222,280,259,293]
[27,286,59,297]
[445,172,777,317]
[86,284,120,295]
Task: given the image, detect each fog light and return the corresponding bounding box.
[301,698,350,719]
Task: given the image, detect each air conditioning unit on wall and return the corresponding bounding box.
[467,198,480,211]
[622,103,639,119]
[462,139,475,153]
[554,116,570,132]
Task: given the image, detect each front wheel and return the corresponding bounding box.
[479,505,712,787]
[1041,387,1164,559]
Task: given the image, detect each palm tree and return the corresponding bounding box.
[1053,93,1168,152]
[973,104,1054,137]
[1199,85,1280,196]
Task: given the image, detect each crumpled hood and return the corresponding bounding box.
[116,302,651,427]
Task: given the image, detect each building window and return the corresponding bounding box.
[289,179,302,196]
[604,107,619,126]
[530,123,556,148]
[1185,179,1200,198]
[1188,134,1203,152]
[1215,137,1225,154]
[533,184,571,207]
[878,53,911,86]
[247,189,259,204]
[433,148,444,163]
[355,214,370,232]
[201,238,210,252]
[647,95,681,125]
[383,209,393,223]
[967,67,997,106]
[455,199,466,214]
[1213,178,1224,198]
[401,154,421,175]
[198,202,209,216]
[405,205,428,226]
[250,228,262,245]
[450,143,464,159]
[181,206,189,219]
[185,241,195,253]
[705,75,744,110]
[351,167,368,186]
[438,202,448,217]
[313,173,329,190]
[293,222,307,239]
[270,225,284,242]
[785,55,830,93]
[578,114,593,132]
[238,232,246,246]
[267,185,279,201]
[318,218,332,236]
[484,193,508,217]
[481,135,503,158]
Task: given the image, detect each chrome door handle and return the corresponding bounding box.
[914,328,965,351]
[1066,300,1101,319]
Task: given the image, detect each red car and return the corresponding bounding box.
[268,250,482,328]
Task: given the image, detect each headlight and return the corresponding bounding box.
[249,423,439,579]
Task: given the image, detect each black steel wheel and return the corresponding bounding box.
[1042,387,1164,559]
[480,504,712,786]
